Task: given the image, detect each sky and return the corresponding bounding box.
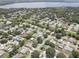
[0,2,79,8]
[0,0,79,5]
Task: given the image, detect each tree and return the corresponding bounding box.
[26,32,33,39]
[0,31,3,35]
[45,40,50,45]
[37,37,43,44]
[69,54,74,58]
[9,45,20,57]
[32,41,38,48]
[72,50,79,58]
[31,50,40,58]
[8,35,13,40]
[46,47,55,58]
[19,40,25,47]
[55,28,62,33]
[45,40,55,48]
[49,42,55,48]
[55,8,65,18]
[43,33,48,38]
[55,27,66,36]
[75,35,79,40]
[13,30,21,35]
[56,52,66,58]
[2,32,8,38]
[0,39,8,44]
[55,33,62,39]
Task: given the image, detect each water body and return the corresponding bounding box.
[0,2,79,8]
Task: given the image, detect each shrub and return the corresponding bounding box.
[69,54,74,58]
[40,46,45,51]
[2,51,9,58]
[56,52,66,58]
[31,50,40,58]
[25,24,30,28]
[46,31,50,35]
[8,30,12,34]
[66,31,79,40]
[66,31,76,37]
[46,47,55,58]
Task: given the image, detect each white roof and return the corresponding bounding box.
[0,50,5,56]
[7,48,13,52]
[64,46,73,52]
[6,21,12,25]
[0,44,5,50]
[69,37,76,43]
[20,46,29,53]
[13,36,21,41]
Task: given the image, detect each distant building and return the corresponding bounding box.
[68,37,77,44]
[64,46,73,52]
